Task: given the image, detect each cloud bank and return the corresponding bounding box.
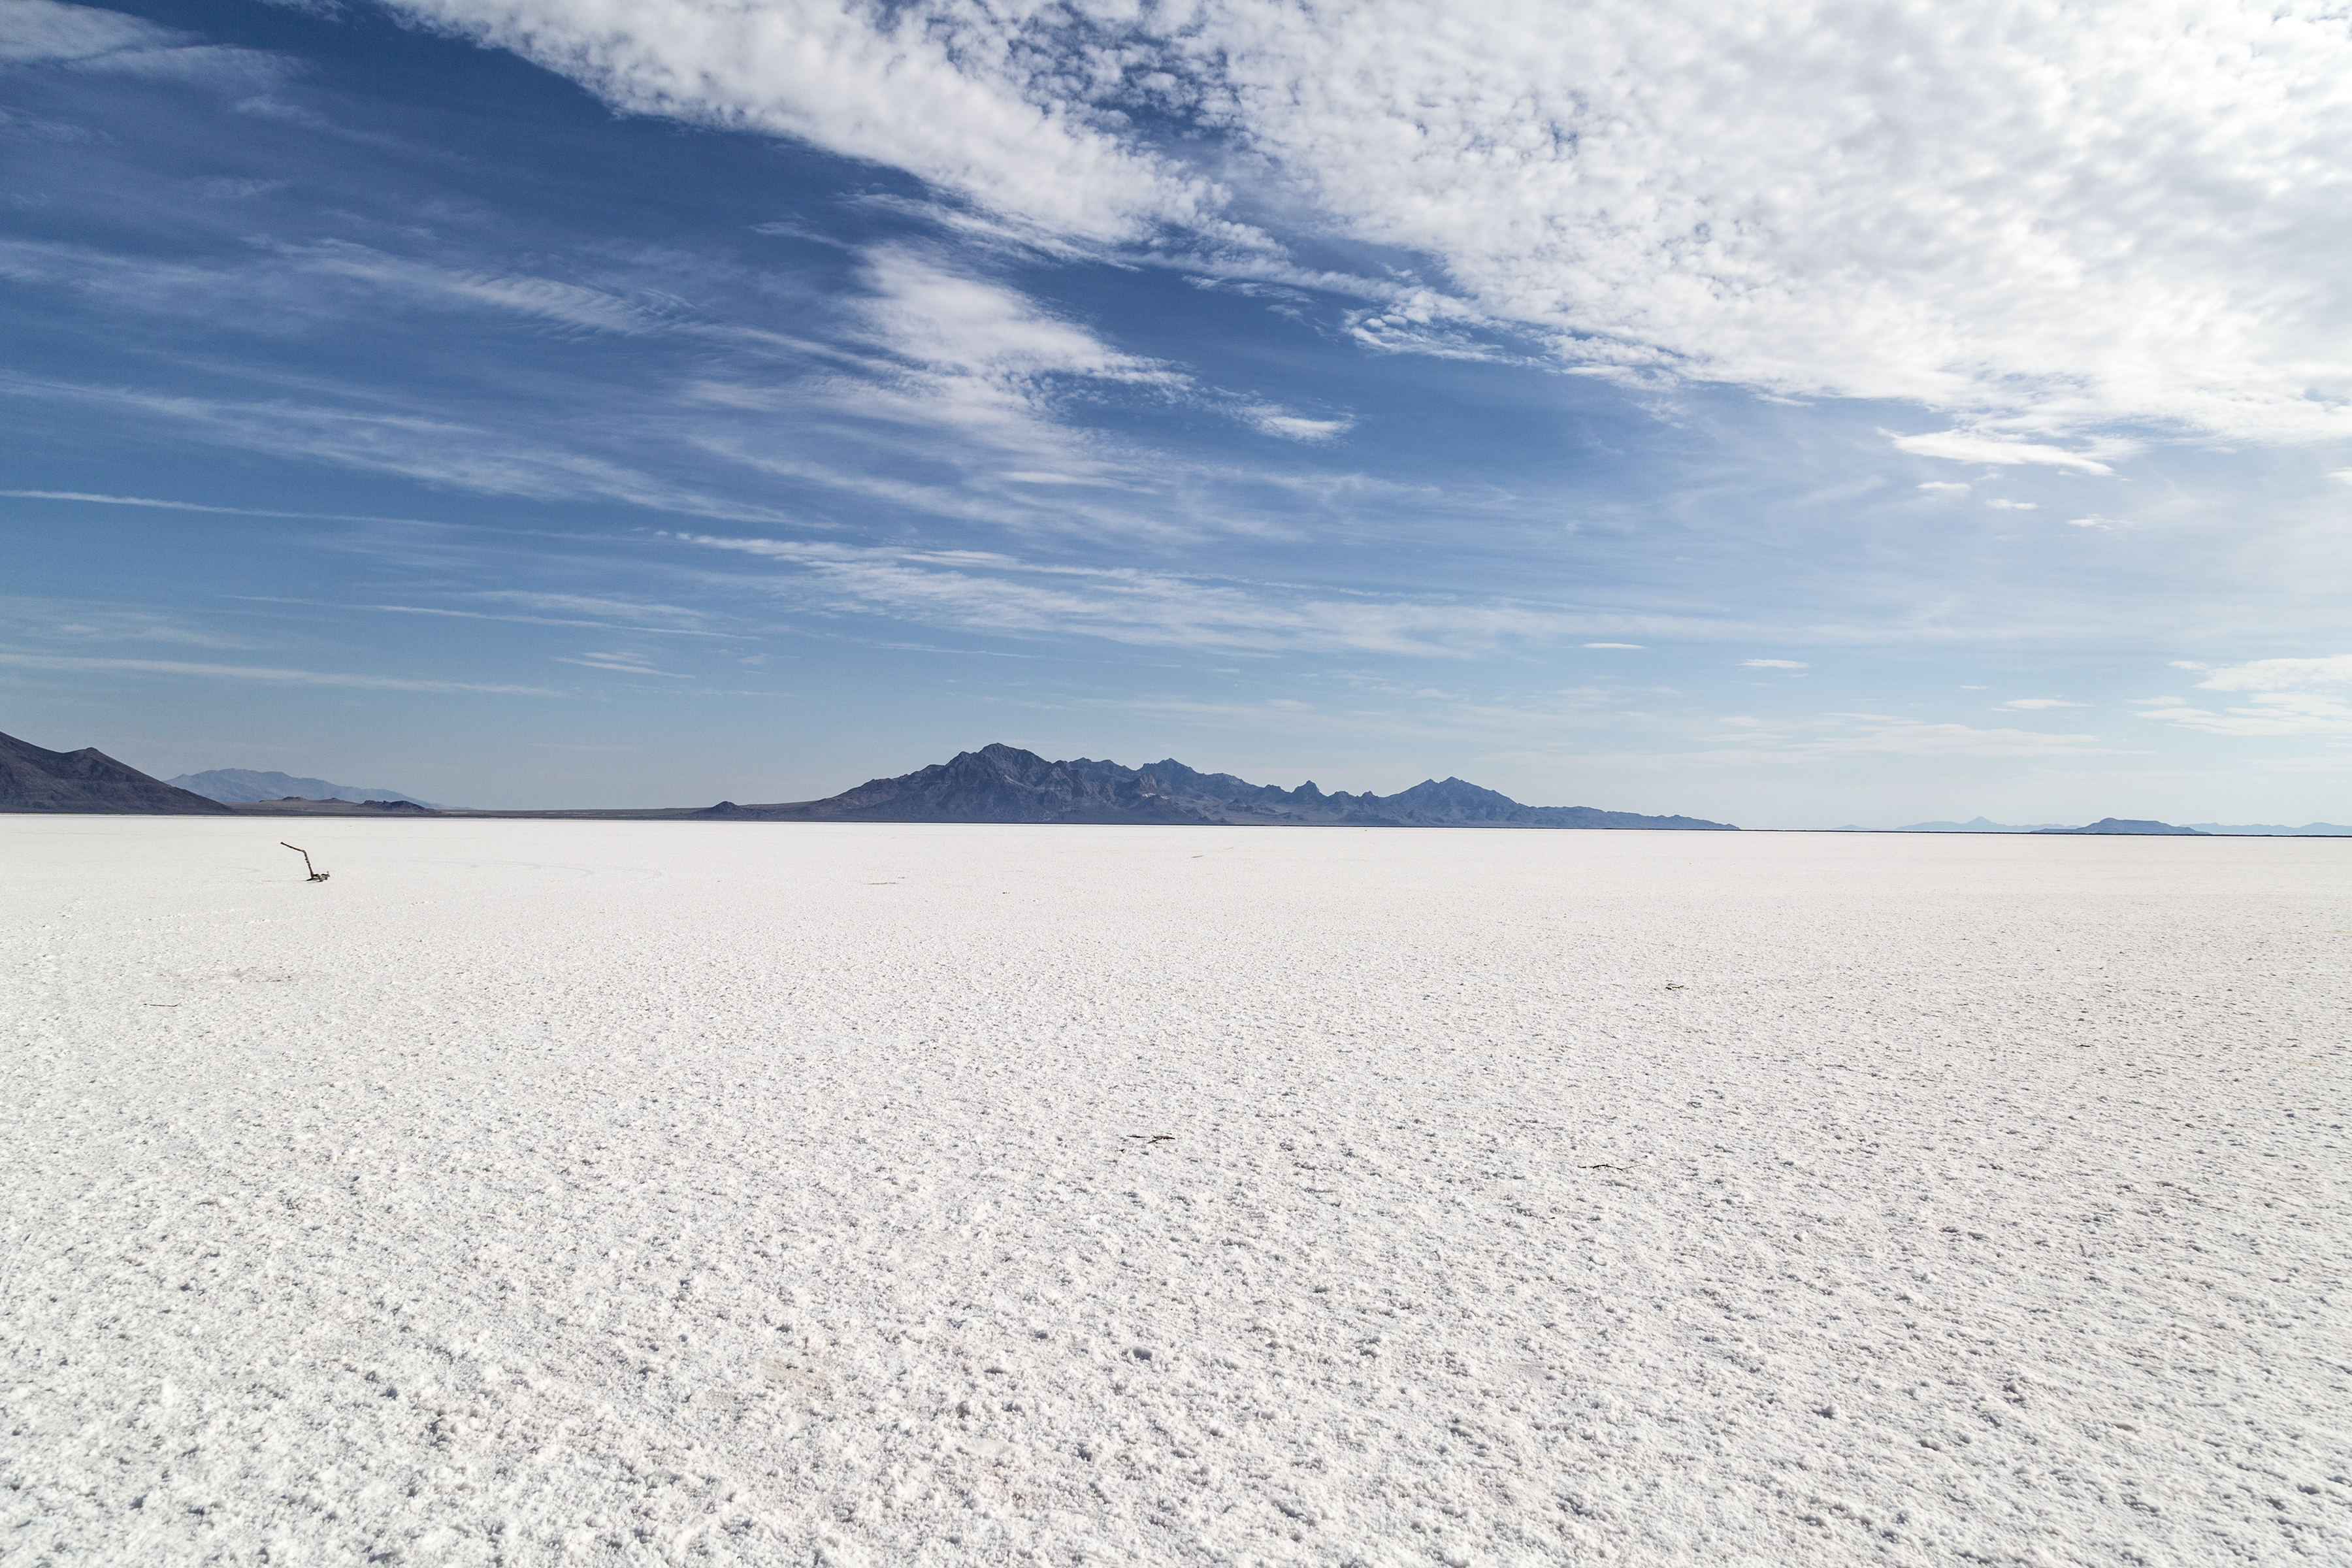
[384,0,2352,443]
[2137,655,2352,736]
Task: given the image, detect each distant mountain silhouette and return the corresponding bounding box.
[1896,815,2074,833]
[1,729,232,815]
[698,743,1737,829]
[2031,818,2206,836]
[167,768,437,806]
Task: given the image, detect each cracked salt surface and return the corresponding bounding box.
[3,819,2347,1566]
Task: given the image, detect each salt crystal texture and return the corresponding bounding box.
[3,818,2347,1563]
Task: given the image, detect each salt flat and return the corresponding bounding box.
[2,819,2345,1567]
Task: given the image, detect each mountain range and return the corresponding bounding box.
[1,732,1737,827]
[1894,815,2351,836]
[1,730,231,815]
[10,728,2342,833]
[165,768,438,806]
[689,744,1739,828]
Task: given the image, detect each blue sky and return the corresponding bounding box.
[5,0,2349,823]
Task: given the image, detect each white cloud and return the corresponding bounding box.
[1804,719,2114,758]
[2132,654,2352,734]
[0,487,389,521]
[1998,698,2086,710]
[2067,515,2122,529]
[0,649,555,694]
[280,240,670,334]
[857,248,1175,389]
[2195,655,2352,692]
[1235,404,1354,443]
[1918,482,1970,495]
[2134,696,2352,736]
[0,0,168,61]
[372,603,729,638]
[1714,710,2117,758]
[671,532,1595,656]
[382,0,1223,247]
[1985,499,2038,511]
[384,0,2352,443]
[840,249,1333,455]
[3,374,794,521]
[1584,642,1643,649]
[1742,658,1808,669]
[1889,431,2117,474]
[473,591,714,629]
[0,0,284,84]
[692,248,1361,514]
[554,655,692,678]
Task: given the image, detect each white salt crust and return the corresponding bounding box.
[2,818,2346,1566]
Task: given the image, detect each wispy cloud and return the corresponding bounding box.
[1718,711,2118,759]
[1742,658,1808,670]
[1235,404,1354,443]
[2,0,286,87]
[3,375,797,521]
[0,649,556,694]
[671,532,1593,656]
[385,0,2352,442]
[554,654,692,678]
[370,604,730,638]
[2134,655,2352,736]
[274,240,676,335]
[2,0,172,62]
[0,487,455,527]
[1889,431,2117,475]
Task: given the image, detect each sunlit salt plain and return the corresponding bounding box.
[3,818,2346,1567]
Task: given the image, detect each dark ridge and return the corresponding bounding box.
[2031,818,2206,836]
[714,743,1737,829]
[1,729,234,815]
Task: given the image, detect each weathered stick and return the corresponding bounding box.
[280,843,330,881]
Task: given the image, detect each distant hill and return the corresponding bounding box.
[695,743,1738,829]
[167,768,437,806]
[1902,814,2346,836]
[1,729,232,815]
[2031,819,2205,836]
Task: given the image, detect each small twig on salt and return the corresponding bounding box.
[281,843,330,881]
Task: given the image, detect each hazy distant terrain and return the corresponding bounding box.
[1901,815,2351,836]
[166,768,437,806]
[6,819,2342,1565]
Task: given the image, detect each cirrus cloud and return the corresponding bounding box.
[382,0,2352,443]
[2132,655,2352,735]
